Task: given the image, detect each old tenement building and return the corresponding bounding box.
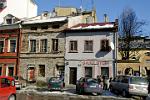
[19,14,68,82]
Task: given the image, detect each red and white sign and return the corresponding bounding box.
[82,60,109,66]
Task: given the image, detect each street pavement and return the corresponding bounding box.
[16,85,137,100]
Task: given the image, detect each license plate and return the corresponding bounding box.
[90,85,96,88]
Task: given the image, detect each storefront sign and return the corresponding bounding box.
[82,60,109,66]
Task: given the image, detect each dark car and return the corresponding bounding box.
[76,77,103,95]
[48,77,65,92]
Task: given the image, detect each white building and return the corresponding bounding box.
[0,0,37,24]
[65,21,118,85]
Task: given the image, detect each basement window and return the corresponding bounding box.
[41,25,48,30]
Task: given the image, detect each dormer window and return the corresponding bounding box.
[6,18,12,24]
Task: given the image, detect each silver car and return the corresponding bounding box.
[76,77,103,95]
[109,75,148,98]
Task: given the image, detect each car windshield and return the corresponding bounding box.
[130,77,148,85]
[87,78,98,83]
[50,77,61,82]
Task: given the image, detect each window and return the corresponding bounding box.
[85,67,92,77]
[145,52,150,56]
[6,19,12,24]
[9,39,16,52]
[41,25,48,29]
[0,40,4,52]
[52,39,58,52]
[31,27,37,30]
[101,39,110,51]
[0,66,2,76]
[84,40,93,52]
[8,67,14,76]
[40,39,47,52]
[69,41,77,52]
[39,65,45,77]
[52,25,60,29]
[30,40,36,52]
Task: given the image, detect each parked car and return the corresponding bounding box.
[109,75,148,98]
[48,77,65,92]
[0,76,16,100]
[76,77,103,95]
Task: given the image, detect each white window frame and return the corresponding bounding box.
[39,39,47,53]
[0,38,5,52]
[8,38,17,52]
[6,64,15,76]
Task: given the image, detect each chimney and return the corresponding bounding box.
[104,14,109,22]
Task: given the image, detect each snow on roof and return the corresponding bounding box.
[23,17,67,24]
[70,22,115,30]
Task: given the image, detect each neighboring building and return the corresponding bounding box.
[0,0,37,24]
[54,7,97,28]
[0,15,21,76]
[64,20,118,85]
[117,36,150,76]
[19,14,68,82]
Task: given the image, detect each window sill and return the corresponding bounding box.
[68,51,78,53]
[83,51,93,53]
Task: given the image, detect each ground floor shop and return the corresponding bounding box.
[64,59,115,85]
[19,58,64,82]
[117,62,150,76]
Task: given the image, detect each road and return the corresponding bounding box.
[16,86,136,100]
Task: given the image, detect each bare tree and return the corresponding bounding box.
[119,8,145,60]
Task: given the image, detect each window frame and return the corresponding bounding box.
[40,39,47,53]
[0,39,4,53]
[29,39,36,53]
[38,65,45,77]
[8,38,17,53]
[52,39,58,52]
[69,40,78,53]
[84,40,93,53]
[100,39,111,52]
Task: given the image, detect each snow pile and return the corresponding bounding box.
[71,24,114,30]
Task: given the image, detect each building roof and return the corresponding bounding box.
[69,22,116,30]
[22,16,68,25]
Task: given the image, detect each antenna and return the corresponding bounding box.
[91,0,95,10]
[59,0,61,7]
[80,0,83,11]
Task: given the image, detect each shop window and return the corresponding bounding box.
[100,39,110,51]
[30,40,36,52]
[85,67,92,77]
[40,39,47,52]
[52,39,58,52]
[84,40,93,52]
[39,65,45,77]
[69,41,78,52]
[0,40,4,53]
[9,39,16,52]
[101,67,109,78]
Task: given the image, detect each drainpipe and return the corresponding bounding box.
[16,23,22,76]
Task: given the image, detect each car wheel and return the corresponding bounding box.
[109,86,114,93]
[79,88,84,95]
[60,89,64,92]
[122,90,130,97]
[8,95,16,100]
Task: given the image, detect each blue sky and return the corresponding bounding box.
[35,0,150,36]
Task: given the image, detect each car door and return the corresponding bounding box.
[0,78,11,100]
